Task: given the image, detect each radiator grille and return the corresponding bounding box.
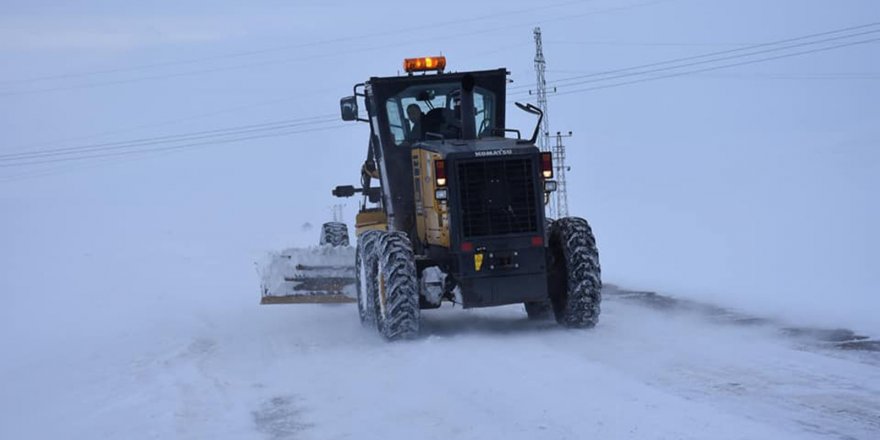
[457,157,539,238]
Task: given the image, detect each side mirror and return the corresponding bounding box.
[332,185,357,197]
[515,101,542,115]
[514,101,544,145]
[340,96,358,121]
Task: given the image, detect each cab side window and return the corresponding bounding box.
[475,92,495,136]
[385,99,406,144]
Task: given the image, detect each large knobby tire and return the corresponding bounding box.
[355,230,382,327]
[372,232,420,340]
[319,222,349,247]
[547,217,602,328]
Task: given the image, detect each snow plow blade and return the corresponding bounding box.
[258,245,356,304]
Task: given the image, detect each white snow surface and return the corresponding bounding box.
[2,228,878,439]
[5,300,879,439]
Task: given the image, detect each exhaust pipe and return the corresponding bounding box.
[460,74,476,140]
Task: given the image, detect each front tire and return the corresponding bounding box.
[355,230,382,327]
[547,217,602,328]
[372,232,420,340]
[319,222,349,247]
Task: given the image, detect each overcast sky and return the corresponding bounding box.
[1,0,878,332]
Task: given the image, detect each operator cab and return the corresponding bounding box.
[338,57,548,237]
[385,83,499,144]
[340,56,509,147]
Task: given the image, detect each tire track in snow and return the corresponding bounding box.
[604,284,880,353]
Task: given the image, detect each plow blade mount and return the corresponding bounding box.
[259,245,356,304]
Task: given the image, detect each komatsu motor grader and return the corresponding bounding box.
[260,56,601,340]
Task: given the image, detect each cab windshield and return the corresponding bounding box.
[385,83,496,145]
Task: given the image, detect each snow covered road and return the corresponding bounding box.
[3,284,878,440]
[2,1,879,438]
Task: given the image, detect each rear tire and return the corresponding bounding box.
[355,230,382,327]
[547,217,602,328]
[372,232,420,340]
[319,222,349,247]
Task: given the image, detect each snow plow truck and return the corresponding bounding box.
[260,56,601,340]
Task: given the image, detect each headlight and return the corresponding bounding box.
[544,180,557,192]
[435,188,448,200]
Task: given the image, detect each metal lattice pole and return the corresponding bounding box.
[554,131,572,218]
[332,204,344,222]
[533,27,555,218]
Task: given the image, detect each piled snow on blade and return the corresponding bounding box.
[258,245,356,304]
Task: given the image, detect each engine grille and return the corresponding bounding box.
[457,157,540,238]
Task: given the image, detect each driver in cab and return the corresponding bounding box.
[405,103,423,142]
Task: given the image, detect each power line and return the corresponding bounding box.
[4,1,670,152]
[548,69,880,80]
[0,114,337,161]
[547,28,880,90]
[509,21,880,92]
[0,0,670,96]
[3,31,872,179]
[0,0,593,86]
[17,21,865,166]
[0,124,354,183]
[0,121,350,168]
[0,150,174,184]
[14,6,873,180]
[544,40,756,48]
[506,24,880,100]
[553,37,880,96]
[7,94,310,153]
[697,72,880,80]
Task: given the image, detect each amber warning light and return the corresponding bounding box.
[404,56,446,73]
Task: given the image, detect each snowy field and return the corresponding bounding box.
[2,229,878,439]
[4,293,879,439]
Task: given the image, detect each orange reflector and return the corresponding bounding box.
[404,56,447,73]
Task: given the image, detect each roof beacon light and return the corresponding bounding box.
[404,56,446,73]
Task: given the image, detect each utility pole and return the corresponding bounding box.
[554,131,572,218]
[534,26,570,219]
[533,27,554,217]
[331,204,344,222]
